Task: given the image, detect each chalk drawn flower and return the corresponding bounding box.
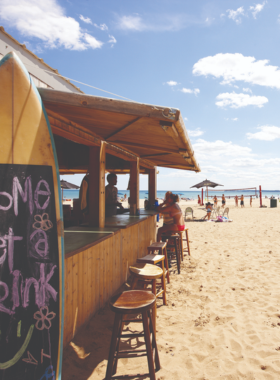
[34,306,56,330]
[33,213,53,231]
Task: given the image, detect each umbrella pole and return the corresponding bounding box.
[201,188,204,206]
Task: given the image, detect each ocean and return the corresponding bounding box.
[61,189,280,200]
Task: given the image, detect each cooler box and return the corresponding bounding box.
[270,198,277,208]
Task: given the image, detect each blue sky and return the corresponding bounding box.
[1,0,280,190]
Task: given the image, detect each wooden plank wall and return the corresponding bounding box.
[63,216,156,346]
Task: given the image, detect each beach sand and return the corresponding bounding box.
[62,197,280,380]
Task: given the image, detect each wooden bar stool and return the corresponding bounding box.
[136,254,167,305]
[105,290,160,380]
[146,241,170,283]
[162,234,181,274]
[129,263,164,333]
[178,227,191,258]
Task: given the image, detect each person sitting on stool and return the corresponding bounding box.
[105,173,129,217]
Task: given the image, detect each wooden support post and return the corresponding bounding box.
[130,158,139,214]
[88,143,106,227]
[259,185,262,208]
[148,168,157,207]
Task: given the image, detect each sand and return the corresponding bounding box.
[62,197,280,380]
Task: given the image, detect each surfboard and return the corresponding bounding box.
[0,52,64,380]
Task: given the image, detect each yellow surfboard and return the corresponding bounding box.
[0,52,64,380]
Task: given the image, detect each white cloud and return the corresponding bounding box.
[232,117,238,121]
[0,0,103,50]
[193,53,280,89]
[216,92,268,108]
[184,117,188,121]
[193,139,252,159]
[115,13,198,32]
[166,81,178,86]
[249,2,266,19]
[79,15,92,24]
[94,23,108,31]
[188,128,204,137]
[247,126,280,141]
[226,6,245,24]
[181,88,200,96]
[243,87,252,93]
[108,35,117,46]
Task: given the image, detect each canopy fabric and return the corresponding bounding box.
[38,88,200,173]
[60,180,79,189]
[190,179,223,189]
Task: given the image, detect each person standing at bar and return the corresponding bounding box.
[105,173,129,217]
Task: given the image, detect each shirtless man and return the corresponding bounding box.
[105,173,129,216]
[222,194,226,208]
[214,196,218,207]
[240,194,245,208]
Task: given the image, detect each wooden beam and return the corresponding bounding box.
[130,158,139,214]
[105,117,141,140]
[99,142,106,228]
[148,168,157,207]
[113,141,186,154]
[39,88,180,121]
[141,153,171,158]
[88,146,104,227]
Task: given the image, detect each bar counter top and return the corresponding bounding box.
[64,212,157,258]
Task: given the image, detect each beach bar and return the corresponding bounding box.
[38,88,200,346]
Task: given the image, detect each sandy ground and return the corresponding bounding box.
[62,197,280,380]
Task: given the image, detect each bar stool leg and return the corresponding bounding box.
[163,246,170,284]
[147,309,160,371]
[186,229,191,256]
[160,259,167,305]
[179,232,184,262]
[112,314,124,375]
[151,279,157,338]
[174,238,180,274]
[105,313,122,380]
[142,311,157,380]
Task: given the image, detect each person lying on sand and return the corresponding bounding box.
[156,193,184,242]
[203,202,213,220]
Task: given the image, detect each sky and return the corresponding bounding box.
[1,0,280,190]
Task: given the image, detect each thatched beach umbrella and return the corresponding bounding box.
[60,179,79,199]
[191,179,223,202]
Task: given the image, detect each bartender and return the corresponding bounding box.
[105,173,129,217]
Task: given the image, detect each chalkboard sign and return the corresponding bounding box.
[0,164,60,380]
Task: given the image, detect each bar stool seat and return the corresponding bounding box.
[106,290,160,380]
[137,254,167,305]
[147,241,170,283]
[129,263,163,334]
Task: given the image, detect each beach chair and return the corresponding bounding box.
[185,207,193,220]
[212,206,220,218]
[223,207,229,217]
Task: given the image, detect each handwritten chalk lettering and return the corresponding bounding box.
[13,176,33,216]
[4,228,23,273]
[34,180,51,210]
[22,351,38,365]
[30,230,49,258]
[0,192,13,211]
[23,278,40,309]
[41,349,51,363]
[39,365,55,380]
[33,214,53,231]
[0,238,7,265]
[0,281,14,315]
[11,270,22,310]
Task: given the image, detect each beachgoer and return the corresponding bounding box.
[214,196,217,207]
[240,194,244,208]
[198,195,201,205]
[162,191,173,225]
[204,202,213,220]
[222,194,226,208]
[156,193,184,242]
[234,195,238,207]
[250,196,252,207]
[105,173,129,216]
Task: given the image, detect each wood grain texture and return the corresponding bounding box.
[63,215,156,346]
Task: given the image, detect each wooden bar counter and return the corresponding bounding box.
[63,213,157,346]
